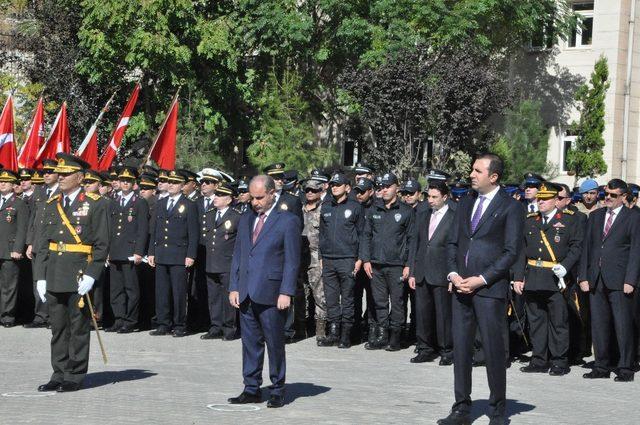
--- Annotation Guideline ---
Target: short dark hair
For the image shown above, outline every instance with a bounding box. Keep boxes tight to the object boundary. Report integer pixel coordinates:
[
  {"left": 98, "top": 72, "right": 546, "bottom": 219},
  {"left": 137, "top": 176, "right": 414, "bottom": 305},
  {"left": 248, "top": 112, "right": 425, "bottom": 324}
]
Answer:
[
  {"left": 428, "top": 180, "right": 449, "bottom": 196},
  {"left": 475, "top": 152, "right": 504, "bottom": 182},
  {"left": 556, "top": 183, "right": 571, "bottom": 195},
  {"left": 607, "top": 178, "right": 628, "bottom": 194}
]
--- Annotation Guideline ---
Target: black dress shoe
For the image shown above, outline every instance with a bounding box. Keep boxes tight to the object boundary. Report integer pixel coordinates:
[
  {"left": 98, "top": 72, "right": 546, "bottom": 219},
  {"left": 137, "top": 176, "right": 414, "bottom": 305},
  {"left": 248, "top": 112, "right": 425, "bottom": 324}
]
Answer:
[
  {"left": 267, "top": 394, "right": 285, "bottom": 408},
  {"left": 439, "top": 357, "right": 453, "bottom": 366},
  {"left": 614, "top": 373, "right": 634, "bottom": 382},
  {"left": 57, "top": 381, "right": 81, "bottom": 392},
  {"left": 104, "top": 324, "right": 122, "bottom": 332},
  {"left": 583, "top": 369, "right": 610, "bottom": 379},
  {"left": 24, "top": 321, "right": 47, "bottom": 329},
  {"left": 549, "top": 365, "right": 570, "bottom": 376},
  {"left": 488, "top": 415, "right": 505, "bottom": 425},
  {"left": 1, "top": 321, "right": 16, "bottom": 328},
  {"left": 150, "top": 327, "right": 170, "bottom": 336},
  {"left": 411, "top": 352, "right": 438, "bottom": 363},
  {"left": 172, "top": 329, "right": 187, "bottom": 337},
  {"left": 520, "top": 364, "right": 549, "bottom": 373},
  {"left": 117, "top": 326, "right": 135, "bottom": 334},
  {"left": 437, "top": 410, "right": 471, "bottom": 425},
  {"left": 228, "top": 391, "right": 262, "bottom": 404},
  {"left": 201, "top": 331, "right": 222, "bottom": 340},
  {"left": 222, "top": 335, "right": 237, "bottom": 341},
  {"left": 37, "top": 381, "right": 62, "bottom": 392}
]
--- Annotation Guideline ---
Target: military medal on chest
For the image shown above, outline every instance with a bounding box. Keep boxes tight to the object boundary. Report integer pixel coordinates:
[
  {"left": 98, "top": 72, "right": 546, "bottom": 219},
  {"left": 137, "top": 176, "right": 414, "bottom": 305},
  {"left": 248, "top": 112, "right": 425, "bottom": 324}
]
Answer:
[
  {"left": 128, "top": 207, "right": 134, "bottom": 223},
  {"left": 224, "top": 220, "right": 231, "bottom": 239},
  {"left": 6, "top": 207, "right": 13, "bottom": 223}
]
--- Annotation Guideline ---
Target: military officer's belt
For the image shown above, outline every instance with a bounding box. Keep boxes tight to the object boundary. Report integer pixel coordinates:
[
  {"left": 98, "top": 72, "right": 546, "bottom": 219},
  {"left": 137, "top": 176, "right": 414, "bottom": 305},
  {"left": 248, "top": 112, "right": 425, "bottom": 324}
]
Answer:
[
  {"left": 527, "top": 259, "right": 556, "bottom": 269},
  {"left": 49, "top": 242, "right": 93, "bottom": 255}
]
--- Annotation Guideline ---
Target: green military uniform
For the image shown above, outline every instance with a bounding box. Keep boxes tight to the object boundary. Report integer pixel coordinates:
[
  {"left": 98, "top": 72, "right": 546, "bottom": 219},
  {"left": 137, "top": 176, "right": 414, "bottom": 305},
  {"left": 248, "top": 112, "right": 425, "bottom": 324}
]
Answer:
[
  {"left": 34, "top": 154, "right": 110, "bottom": 390},
  {"left": 0, "top": 170, "right": 29, "bottom": 326}
]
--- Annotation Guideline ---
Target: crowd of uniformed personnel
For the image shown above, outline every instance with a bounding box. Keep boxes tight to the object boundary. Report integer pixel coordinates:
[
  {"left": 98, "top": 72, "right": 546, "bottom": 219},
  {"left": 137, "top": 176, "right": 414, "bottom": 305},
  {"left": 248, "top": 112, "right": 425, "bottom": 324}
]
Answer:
[{"left": 2, "top": 153, "right": 640, "bottom": 393}]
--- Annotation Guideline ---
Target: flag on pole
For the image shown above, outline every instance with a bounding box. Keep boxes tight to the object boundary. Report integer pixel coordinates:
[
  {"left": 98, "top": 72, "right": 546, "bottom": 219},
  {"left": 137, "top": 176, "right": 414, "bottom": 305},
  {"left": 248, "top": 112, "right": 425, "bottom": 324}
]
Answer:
[
  {"left": 77, "top": 92, "right": 117, "bottom": 169},
  {"left": 0, "top": 95, "right": 18, "bottom": 172},
  {"left": 147, "top": 92, "right": 179, "bottom": 170},
  {"left": 98, "top": 83, "right": 140, "bottom": 171},
  {"left": 17, "top": 97, "right": 45, "bottom": 169},
  {"left": 36, "top": 102, "right": 71, "bottom": 164}
]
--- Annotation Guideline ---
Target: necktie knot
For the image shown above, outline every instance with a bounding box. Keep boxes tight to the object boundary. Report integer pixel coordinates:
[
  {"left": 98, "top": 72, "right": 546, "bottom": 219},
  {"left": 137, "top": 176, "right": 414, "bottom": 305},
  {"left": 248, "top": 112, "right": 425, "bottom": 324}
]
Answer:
[{"left": 64, "top": 196, "right": 70, "bottom": 208}]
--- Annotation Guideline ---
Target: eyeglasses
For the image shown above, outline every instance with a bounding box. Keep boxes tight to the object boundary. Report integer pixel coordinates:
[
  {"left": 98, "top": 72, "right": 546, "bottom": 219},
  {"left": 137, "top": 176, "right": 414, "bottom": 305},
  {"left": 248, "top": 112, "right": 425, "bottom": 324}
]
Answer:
[
  {"left": 557, "top": 196, "right": 569, "bottom": 200},
  {"left": 304, "top": 188, "right": 322, "bottom": 193},
  {"left": 605, "top": 191, "right": 621, "bottom": 198}
]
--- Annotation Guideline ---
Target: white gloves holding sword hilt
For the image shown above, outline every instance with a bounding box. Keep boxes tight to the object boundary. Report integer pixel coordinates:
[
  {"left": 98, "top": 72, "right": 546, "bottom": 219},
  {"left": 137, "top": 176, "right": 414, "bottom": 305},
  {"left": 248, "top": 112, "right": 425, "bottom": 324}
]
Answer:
[
  {"left": 35, "top": 274, "right": 96, "bottom": 303},
  {"left": 552, "top": 264, "right": 567, "bottom": 290}
]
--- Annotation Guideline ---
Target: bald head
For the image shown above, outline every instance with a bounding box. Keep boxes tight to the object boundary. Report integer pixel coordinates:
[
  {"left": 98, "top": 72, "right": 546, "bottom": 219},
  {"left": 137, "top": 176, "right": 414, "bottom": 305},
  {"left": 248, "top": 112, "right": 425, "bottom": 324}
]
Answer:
[{"left": 250, "top": 174, "right": 277, "bottom": 214}]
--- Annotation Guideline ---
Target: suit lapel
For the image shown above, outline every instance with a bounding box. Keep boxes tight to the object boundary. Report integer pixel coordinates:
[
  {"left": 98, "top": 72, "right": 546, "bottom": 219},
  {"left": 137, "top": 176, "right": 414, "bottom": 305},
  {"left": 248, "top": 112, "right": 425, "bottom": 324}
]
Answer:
[
  {"left": 472, "top": 190, "right": 505, "bottom": 236},
  {"left": 603, "top": 207, "right": 628, "bottom": 240},
  {"left": 252, "top": 209, "right": 281, "bottom": 248},
  {"left": 430, "top": 208, "right": 452, "bottom": 242}
]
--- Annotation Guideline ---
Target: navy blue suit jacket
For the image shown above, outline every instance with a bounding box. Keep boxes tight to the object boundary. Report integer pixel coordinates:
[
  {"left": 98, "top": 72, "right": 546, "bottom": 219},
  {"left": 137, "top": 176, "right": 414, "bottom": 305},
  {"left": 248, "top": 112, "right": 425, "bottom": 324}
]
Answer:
[
  {"left": 446, "top": 189, "right": 524, "bottom": 299},
  {"left": 230, "top": 208, "right": 301, "bottom": 306}
]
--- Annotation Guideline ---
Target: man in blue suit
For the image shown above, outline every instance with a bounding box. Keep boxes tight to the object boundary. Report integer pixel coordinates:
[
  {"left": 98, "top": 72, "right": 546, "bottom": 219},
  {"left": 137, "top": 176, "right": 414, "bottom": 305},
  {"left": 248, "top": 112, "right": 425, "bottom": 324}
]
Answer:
[{"left": 228, "top": 175, "right": 301, "bottom": 408}]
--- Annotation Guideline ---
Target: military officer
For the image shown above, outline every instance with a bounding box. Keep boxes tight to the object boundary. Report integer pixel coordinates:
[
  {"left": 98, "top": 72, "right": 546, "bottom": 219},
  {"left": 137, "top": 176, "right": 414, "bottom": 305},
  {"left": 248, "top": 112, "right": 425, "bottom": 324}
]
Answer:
[
  {"left": 0, "top": 170, "right": 28, "bottom": 327},
  {"left": 235, "top": 179, "right": 251, "bottom": 214},
  {"left": 35, "top": 153, "right": 110, "bottom": 392},
  {"left": 19, "top": 168, "right": 36, "bottom": 212},
  {"left": 180, "top": 169, "right": 201, "bottom": 202},
  {"left": 107, "top": 166, "right": 149, "bottom": 333},
  {"left": 523, "top": 172, "right": 545, "bottom": 213},
  {"left": 148, "top": 170, "right": 199, "bottom": 337},
  {"left": 32, "top": 170, "right": 45, "bottom": 186},
  {"left": 201, "top": 182, "right": 241, "bottom": 340},
  {"left": 157, "top": 169, "right": 170, "bottom": 200},
  {"left": 513, "top": 183, "right": 583, "bottom": 376}
]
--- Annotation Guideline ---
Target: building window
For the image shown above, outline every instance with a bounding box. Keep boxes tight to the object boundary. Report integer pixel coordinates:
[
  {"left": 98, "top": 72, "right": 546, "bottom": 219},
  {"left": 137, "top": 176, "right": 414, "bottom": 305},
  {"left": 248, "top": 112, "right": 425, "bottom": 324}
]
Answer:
[
  {"left": 568, "top": 2, "right": 594, "bottom": 48},
  {"left": 562, "top": 130, "right": 577, "bottom": 172}
]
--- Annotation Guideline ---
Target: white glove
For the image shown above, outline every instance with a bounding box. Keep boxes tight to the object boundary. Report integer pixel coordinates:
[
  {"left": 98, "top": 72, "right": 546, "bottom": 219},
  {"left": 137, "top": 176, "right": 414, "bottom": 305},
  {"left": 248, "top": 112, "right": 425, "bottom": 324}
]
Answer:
[
  {"left": 36, "top": 280, "right": 47, "bottom": 303},
  {"left": 77, "top": 275, "right": 95, "bottom": 296},
  {"left": 552, "top": 264, "right": 567, "bottom": 278}
]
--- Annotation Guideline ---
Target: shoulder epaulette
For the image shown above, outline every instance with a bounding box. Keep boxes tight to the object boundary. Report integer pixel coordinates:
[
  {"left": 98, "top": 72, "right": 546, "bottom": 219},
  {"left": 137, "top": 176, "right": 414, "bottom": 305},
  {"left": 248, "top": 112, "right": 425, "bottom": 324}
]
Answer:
[
  {"left": 86, "top": 192, "right": 101, "bottom": 201},
  {"left": 562, "top": 209, "right": 574, "bottom": 215},
  {"left": 527, "top": 212, "right": 538, "bottom": 218},
  {"left": 47, "top": 194, "right": 61, "bottom": 204}
]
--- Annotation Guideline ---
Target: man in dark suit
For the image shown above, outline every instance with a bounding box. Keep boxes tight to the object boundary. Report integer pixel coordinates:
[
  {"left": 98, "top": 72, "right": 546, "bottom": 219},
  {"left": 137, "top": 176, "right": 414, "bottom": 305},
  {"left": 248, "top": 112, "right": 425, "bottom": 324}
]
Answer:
[
  {"left": 578, "top": 178, "right": 640, "bottom": 382},
  {"left": 228, "top": 175, "right": 301, "bottom": 408},
  {"left": 409, "top": 179, "right": 455, "bottom": 365},
  {"left": 148, "top": 170, "right": 199, "bottom": 337},
  {"left": 107, "top": 166, "right": 149, "bottom": 333},
  {"left": 438, "top": 153, "right": 523, "bottom": 425}
]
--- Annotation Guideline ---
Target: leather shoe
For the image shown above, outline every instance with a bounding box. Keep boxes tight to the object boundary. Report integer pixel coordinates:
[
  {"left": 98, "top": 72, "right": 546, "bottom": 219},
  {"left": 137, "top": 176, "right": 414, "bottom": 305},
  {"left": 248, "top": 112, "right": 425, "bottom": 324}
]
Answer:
[
  {"left": 57, "top": 381, "right": 81, "bottom": 392},
  {"left": 104, "top": 324, "right": 122, "bottom": 332},
  {"left": 24, "top": 321, "right": 47, "bottom": 329},
  {"left": 267, "top": 394, "right": 285, "bottom": 408},
  {"left": 583, "top": 369, "right": 610, "bottom": 379},
  {"left": 549, "top": 365, "right": 570, "bottom": 376},
  {"left": 222, "top": 335, "right": 237, "bottom": 341},
  {"left": 488, "top": 415, "right": 505, "bottom": 425},
  {"left": 228, "top": 391, "right": 262, "bottom": 404},
  {"left": 1, "top": 321, "right": 16, "bottom": 328},
  {"left": 614, "top": 373, "right": 634, "bottom": 382},
  {"left": 439, "top": 357, "right": 453, "bottom": 366},
  {"left": 437, "top": 410, "right": 471, "bottom": 425},
  {"left": 150, "top": 327, "right": 170, "bottom": 336},
  {"left": 201, "top": 331, "right": 222, "bottom": 340},
  {"left": 520, "top": 364, "right": 549, "bottom": 373},
  {"left": 411, "top": 352, "right": 438, "bottom": 363},
  {"left": 117, "top": 325, "right": 135, "bottom": 334},
  {"left": 172, "top": 329, "right": 187, "bottom": 338},
  {"left": 37, "top": 381, "right": 62, "bottom": 392}
]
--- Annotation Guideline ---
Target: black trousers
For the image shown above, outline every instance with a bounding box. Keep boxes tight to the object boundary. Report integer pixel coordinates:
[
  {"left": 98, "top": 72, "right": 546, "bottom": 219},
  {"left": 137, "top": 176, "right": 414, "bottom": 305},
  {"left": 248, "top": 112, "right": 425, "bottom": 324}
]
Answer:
[
  {"left": 0, "top": 259, "right": 19, "bottom": 324},
  {"left": 187, "top": 245, "right": 209, "bottom": 331},
  {"left": 155, "top": 264, "right": 188, "bottom": 331},
  {"left": 206, "top": 272, "right": 237, "bottom": 337},
  {"left": 565, "top": 283, "right": 592, "bottom": 361},
  {"left": 354, "top": 268, "right": 376, "bottom": 328},
  {"left": 109, "top": 261, "right": 140, "bottom": 326},
  {"left": 415, "top": 280, "right": 452, "bottom": 358},
  {"left": 524, "top": 290, "right": 568, "bottom": 368},
  {"left": 138, "top": 262, "right": 156, "bottom": 329},
  {"left": 323, "top": 258, "right": 356, "bottom": 325},
  {"left": 452, "top": 293, "right": 507, "bottom": 418},
  {"left": 591, "top": 276, "right": 635, "bottom": 374},
  {"left": 46, "top": 291, "right": 91, "bottom": 384},
  {"left": 30, "top": 253, "right": 49, "bottom": 324},
  {"left": 371, "top": 264, "right": 405, "bottom": 330}
]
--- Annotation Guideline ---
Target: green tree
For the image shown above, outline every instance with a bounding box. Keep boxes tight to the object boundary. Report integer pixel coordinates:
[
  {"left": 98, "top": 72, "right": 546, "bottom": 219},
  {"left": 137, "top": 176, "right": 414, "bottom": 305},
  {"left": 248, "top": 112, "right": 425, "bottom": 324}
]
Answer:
[
  {"left": 566, "top": 56, "right": 609, "bottom": 183},
  {"left": 493, "top": 99, "right": 553, "bottom": 182}
]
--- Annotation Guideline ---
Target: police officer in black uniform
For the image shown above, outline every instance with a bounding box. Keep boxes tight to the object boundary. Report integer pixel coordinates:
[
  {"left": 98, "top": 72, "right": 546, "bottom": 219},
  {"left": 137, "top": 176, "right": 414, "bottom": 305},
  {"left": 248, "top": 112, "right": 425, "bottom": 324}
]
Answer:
[
  {"left": 35, "top": 153, "right": 110, "bottom": 392},
  {"left": 400, "top": 178, "right": 428, "bottom": 213},
  {"left": 360, "top": 172, "right": 416, "bottom": 351},
  {"left": 235, "top": 179, "right": 251, "bottom": 214},
  {"left": 513, "top": 183, "right": 583, "bottom": 376},
  {"left": 201, "top": 182, "right": 241, "bottom": 340},
  {"left": 317, "top": 173, "right": 365, "bottom": 348},
  {"left": 148, "top": 170, "right": 199, "bottom": 337},
  {"left": 107, "top": 166, "right": 149, "bottom": 333},
  {"left": 180, "top": 169, "right": 201, "bottom": 202}
]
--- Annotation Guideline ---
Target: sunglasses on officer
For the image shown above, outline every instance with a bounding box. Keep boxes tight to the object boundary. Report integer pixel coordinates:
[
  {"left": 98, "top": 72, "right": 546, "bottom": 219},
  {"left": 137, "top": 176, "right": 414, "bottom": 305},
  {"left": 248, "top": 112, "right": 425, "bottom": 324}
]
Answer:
[
  {"left": 525, "top": 183, "right": 540, "bottom": 189},
  {"left": 605, "top": 191, "right": 621, "bottom": 199},
  {"left": 304, "top": 188, "right": 322, "bottom": 193}
]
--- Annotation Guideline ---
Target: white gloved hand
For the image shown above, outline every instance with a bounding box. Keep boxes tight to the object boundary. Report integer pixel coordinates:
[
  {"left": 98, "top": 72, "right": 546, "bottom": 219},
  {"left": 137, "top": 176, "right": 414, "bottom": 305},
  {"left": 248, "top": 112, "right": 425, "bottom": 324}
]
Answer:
[
  {"left": 552, "top": 264, "right": 567, "bottom": 278},
  {"left": 77, "top": 275, "right": 95, "bottom": 296},
  {"left": 36, "top": 280, "right": 47, "bottom": 303}
]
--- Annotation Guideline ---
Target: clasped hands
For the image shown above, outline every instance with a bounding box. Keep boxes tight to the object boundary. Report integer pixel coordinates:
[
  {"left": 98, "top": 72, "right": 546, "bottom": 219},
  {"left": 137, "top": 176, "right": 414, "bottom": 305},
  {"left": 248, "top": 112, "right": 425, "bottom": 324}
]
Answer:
[{"left": 449, "top": 274, "right": 485, "bottom": 294}]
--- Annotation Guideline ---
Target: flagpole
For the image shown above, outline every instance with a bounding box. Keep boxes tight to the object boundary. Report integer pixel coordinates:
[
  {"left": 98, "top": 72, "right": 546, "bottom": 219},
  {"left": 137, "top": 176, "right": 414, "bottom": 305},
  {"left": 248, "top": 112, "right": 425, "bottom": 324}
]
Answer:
[
  {"left": 141, "top": 87, "right": 180, "bottom": 169},
  {"left": 76, "top": 91, "right": 117, "bottom": 156}
]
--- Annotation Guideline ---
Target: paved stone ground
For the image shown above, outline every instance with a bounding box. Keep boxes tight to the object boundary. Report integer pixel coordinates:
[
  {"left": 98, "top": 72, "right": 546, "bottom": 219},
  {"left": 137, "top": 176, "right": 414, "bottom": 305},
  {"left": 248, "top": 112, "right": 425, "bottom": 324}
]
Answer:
[{"left": 0, "top": 326, "right": 637, "bottom": 424}]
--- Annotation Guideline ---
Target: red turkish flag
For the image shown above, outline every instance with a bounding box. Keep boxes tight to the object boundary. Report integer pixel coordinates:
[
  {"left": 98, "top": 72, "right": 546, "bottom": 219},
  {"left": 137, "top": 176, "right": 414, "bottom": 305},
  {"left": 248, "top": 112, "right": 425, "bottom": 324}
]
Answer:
[
  {"left": 0, "top": 95, "right": 18, "bottom": 172},
  {"left": 77, "top": 129, "right": 99, "bottom": 169},
  {"left": 17, "top": 97, "right": 45, "bottom": 169},
  {"left": 98, "top": 83, "right": 140, "bottom": 171},
  {"left": 37, "top": 102, "right": 71, "bottom": 165},
  {"left": 149, "top": 96, "right": 178, "bottom": 169}
]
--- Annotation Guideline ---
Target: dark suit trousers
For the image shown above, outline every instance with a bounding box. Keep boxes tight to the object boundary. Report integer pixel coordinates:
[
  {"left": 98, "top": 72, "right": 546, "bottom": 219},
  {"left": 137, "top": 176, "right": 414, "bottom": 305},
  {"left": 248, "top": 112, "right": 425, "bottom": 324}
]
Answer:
[
  {"left": 188, "top": 245, "right": 209, "bottom": 330},
  {"left": 155, "top": 264, "right": 188, "bottom": 331},
  {"left": 415, "top": 279, "right": 452, "bottom": 358},
  {"left": 46, "top": 291, "right": 91, "bottom": 384},
  {"left": 206, "top": 272, "right": 236, "bottom": 337},
  {"left": 371, "top": 265, "right": 405, "bottom": 330},
  {"left": 0, "top": 259, "right": 19, "bottom": 323},
  {"left": 590, "top": 276, "right": 635, "bottom": 373},
  {"left": 452, "top": 293, "right": 507, "bottom": 418},
  {"left": 323, "top": 258, "right": 356, "bottom": 325},
  {"left": 109, "top": 261, "right": 140, "bottom": 326},
  {"left": 240, "top": 298, "right": 287, "bottom": 396},
  {"left": 524, "top": 290, "right": 569, "bottom": 368}
]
